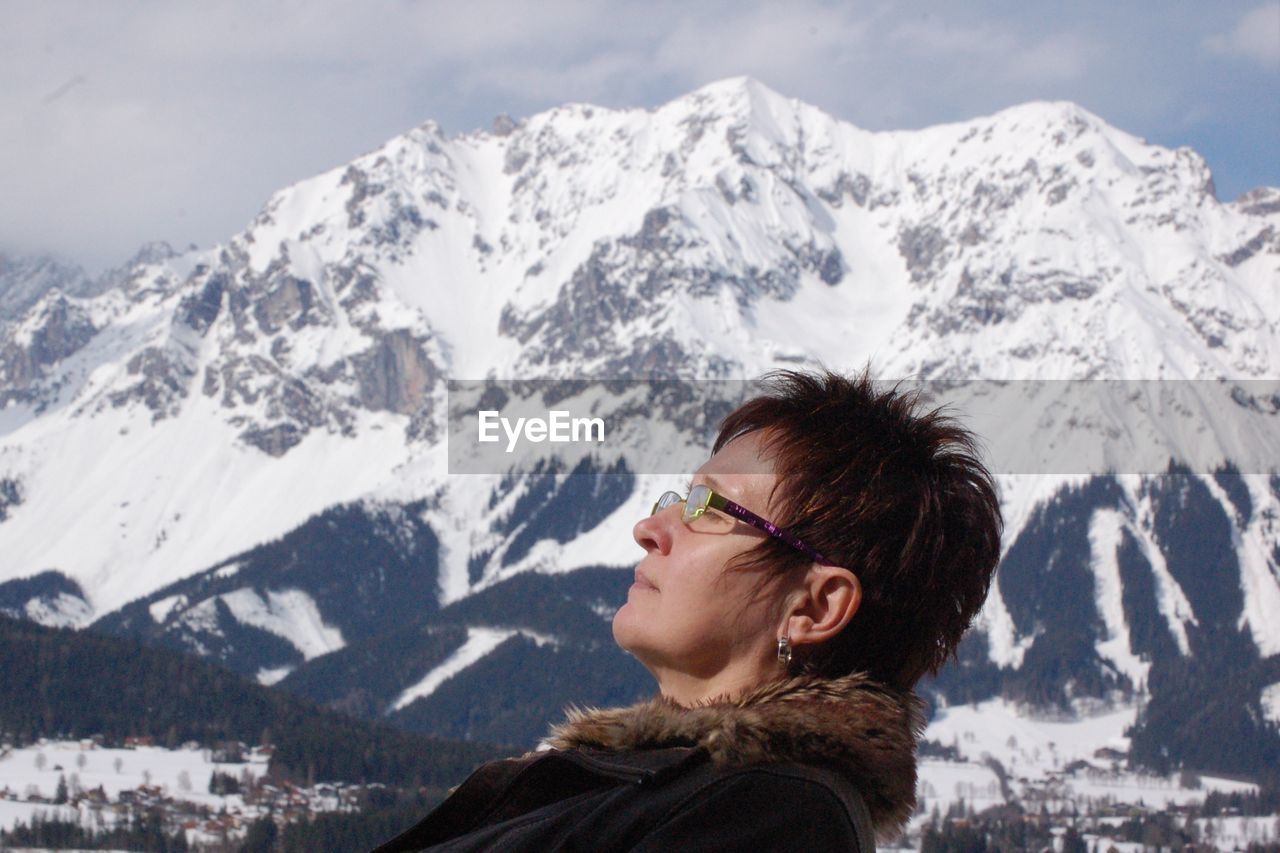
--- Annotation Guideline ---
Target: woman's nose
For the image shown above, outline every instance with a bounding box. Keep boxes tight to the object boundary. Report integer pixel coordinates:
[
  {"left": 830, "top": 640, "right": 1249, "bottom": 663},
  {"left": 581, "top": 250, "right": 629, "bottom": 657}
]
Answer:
[{"left": 633, "top": 510, "right": 673, "bottom": 555}]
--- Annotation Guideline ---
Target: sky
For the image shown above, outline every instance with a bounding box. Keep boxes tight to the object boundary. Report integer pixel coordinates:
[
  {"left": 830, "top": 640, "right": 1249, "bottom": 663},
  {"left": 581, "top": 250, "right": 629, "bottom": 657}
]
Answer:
[{"left": 1, "top": 0, "right": 1277, "bottom": 274}]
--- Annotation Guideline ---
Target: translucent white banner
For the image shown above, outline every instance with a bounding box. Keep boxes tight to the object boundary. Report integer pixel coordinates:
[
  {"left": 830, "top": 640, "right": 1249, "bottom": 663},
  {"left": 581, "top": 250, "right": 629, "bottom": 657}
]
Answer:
[{"left": 446, "top": 379, "right": 1280, "bottom": 476}]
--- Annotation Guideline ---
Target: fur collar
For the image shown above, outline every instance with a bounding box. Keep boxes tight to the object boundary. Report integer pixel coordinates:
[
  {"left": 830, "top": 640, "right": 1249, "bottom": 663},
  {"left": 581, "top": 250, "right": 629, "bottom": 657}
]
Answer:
[{"left": 546, "top": 672, "right": 924, "bottom": 840}]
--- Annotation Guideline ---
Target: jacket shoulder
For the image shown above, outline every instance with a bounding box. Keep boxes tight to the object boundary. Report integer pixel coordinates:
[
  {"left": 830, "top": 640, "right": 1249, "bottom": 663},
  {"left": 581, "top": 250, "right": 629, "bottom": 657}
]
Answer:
[{"left": 633, "top": 762, "right": 876, "bottom": 852}]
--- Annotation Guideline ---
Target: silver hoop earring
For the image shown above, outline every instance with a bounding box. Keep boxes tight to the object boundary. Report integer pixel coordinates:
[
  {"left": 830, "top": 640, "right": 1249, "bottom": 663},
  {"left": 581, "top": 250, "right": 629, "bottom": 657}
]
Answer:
[{"left": 777, "top": 635, "right": 792, "bottom": 666}]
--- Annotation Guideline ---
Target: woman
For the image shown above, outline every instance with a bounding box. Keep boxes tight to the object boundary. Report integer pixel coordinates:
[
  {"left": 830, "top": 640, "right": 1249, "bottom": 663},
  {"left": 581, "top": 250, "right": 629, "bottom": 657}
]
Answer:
[{"left": 375, "top": 370, "right": 1002, "bottom": 851}]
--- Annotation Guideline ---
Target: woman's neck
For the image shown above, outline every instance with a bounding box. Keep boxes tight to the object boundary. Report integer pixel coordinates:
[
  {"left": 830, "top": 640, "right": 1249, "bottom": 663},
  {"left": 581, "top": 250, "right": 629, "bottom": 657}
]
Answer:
[{"left": 654, "top": 661, "right": 781, "bottom": 707}]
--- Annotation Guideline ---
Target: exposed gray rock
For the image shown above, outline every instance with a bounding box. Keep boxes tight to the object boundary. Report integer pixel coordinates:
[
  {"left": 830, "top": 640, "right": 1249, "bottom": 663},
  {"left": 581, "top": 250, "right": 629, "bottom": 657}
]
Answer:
[
  {"left": 217, "top": 355, "right": 269, "bottom": 408},
  {"left": 958, "top": 223, "right": 985, "bottom": 246},
  {"left": 353, "top": 329, "right": 437, "bottom": 416},
  {"left": 790, "top": 242, "right": 843, "bottom": 286},
  {"left": 240, "top": 422, "right": 304, "bottom": 457},
  {"left": 1219, "top": 226, "right": 1277, "bottom": 267},
  {"left": 28, "top": 296, "right": 96, "bottom": 368},
  {"left": 912, "top": 265, "right": 1102, "bottom": 333},
  {"left": 633, "top": 207, "right": 681, "bottom": 254},
  {"left": 0, "top": 477, "right": 21, "bottom": 522},
  {"left": 177, "top": 274, "right": 227, "bottom": 336},
  {"left": 93, "top": 241, "right": 179, "bottom": 295},
  {"left": 253, "top": 275, "right": 317, "bottom": 335},
  {"left": 500, "top": 200, "right": 849, "bottom": 374},
  {"left": 0, "top": 294, "right": 97, "bottom": 399},
  {"left": 0, "top": 254, "right": 91, "bottom": 321},
  {"left": 492, "top": 114, "right": 517, "bottom": 136},
  {"left": 108, "top": 346, "right": 195, "bottom": 419},
  {"left": 266, "top": 374, "right": 318, "bottom": 423},
  {"left": 1233, "top": 187, "right": 1280, "bottom": 217},
  {"left": 816, "top": 172, "right": 871, "bottom": 208},
  {"left": 1161, "top": 286, "right": 1245, "bottom": 351},
  {"left": 504, "top": 144, "right": 530, "bottom": 175},
  {"left": 330, "top": 263, "right": 381, "bottom": 318},
  {"left": 715, "top": 173, "right": 738, "bottom": 205},
  {"left": 365, "top": 194, "right": 436, "bottom": 253},
  {"left": 341, "top": 165, "right": 385, "bottom": 229},
  {"left": 1046, "top": 180, "right": 1075, "bottom": 205},
  {"left": 898, "top": 224, "right": 949, "bottom": 284}
]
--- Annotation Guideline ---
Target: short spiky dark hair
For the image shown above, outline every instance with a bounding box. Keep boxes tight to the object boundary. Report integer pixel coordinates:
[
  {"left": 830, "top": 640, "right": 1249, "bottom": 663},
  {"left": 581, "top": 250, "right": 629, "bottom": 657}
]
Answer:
[{"left": 714, "top": 369, "right": 1003, "bottom": 690}]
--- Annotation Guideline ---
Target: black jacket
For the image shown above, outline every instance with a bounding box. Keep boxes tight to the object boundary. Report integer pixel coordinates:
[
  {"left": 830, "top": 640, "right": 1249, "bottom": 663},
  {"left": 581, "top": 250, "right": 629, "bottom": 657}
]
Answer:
[{"left": 373, "top": 673, "right": 922, "bottom": 852}]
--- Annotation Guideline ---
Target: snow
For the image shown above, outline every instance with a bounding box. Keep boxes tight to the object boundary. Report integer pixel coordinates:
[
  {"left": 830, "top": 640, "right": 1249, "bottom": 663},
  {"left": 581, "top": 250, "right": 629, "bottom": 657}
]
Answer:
[
  {"left": 22, "top": 592, "right": 92, "bottom": 629},
  {"left": 1060, "top": 771, "right": 1254, "bottom": 810},
  {"left": 915, "top": 759, "right": 1004, "bottom": 815},
  {"left": 1262, "top": 681, "right": 1280, "bottom": 725},
  {"left": 175, "top": 597, "right": 221, "bottom": 637},
  {"left": 213, "top": 562, "right": 240, "bottom": 580},
  {"left": 927, "top": 697, "right": 1136, "bottom": 778},
  {"left": 388, "top": 626, "right": 515, "bottom": 712},
  {"left": 256, "top": 666, "right": 293, "bottom": 686},
  {"left": 1233, "top": 475, "right": 1280, "bottom": 656},
  {"left": 923, "top": 698, "right": 1257, "bottom": 820},
  {"left": 148, "top": 594, "right": 185, "bottom": 624},
  {"left": 0, "top": 798, "right": 77, "bottom": 835},
  {"left": 1087, "top": 509, "right": 1149, "bottom": 688},
  {"left": 219, "top": 588, "right": 345, "bottom": 661},
  {"left": 1194, "top": 816, "right": 1280, "bottom": 849},
  {"left": 426, "top": 465, "right": 507, "bottom": 605},
  {"left": 0, "top": 741, "right": 269, "bottom": 832},
  {"left": 0, "top": 397, "right": 412, "bottom": 618},
  {"left": 1116, "top": 475, "right": 1197, "bottom": 656}
]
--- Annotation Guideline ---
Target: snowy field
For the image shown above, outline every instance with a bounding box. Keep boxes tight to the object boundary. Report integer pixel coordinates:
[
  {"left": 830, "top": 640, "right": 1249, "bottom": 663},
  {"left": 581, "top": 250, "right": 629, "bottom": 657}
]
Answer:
[
  {"left": 915, "top": 758, "right": 1005, "bottom": 815},
  {"left": 926, "top": 698, "right": 1252, "bottom": 803},
  {"left": 1191, "top": 816, "right": 1280, "bottom": 849},
  {"left": 912, "top": 696, "right": 1263, "bottom": 848},
  {"left": 0, "top": 740, "right": 269, "bottom": 833},
  {"left": 927, "top": 697, "right": 1136, "bottom": 774}
]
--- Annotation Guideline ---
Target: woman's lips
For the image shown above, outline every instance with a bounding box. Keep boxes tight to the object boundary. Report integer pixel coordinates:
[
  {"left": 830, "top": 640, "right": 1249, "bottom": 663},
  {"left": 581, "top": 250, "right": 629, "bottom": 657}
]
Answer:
[{"left": 633, "top": 570, "right": 658, "bottom": 591}]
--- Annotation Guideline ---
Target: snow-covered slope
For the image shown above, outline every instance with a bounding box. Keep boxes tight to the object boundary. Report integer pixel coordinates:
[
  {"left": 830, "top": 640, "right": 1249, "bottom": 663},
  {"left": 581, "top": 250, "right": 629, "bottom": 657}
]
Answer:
[{"left": 1, "top": 78, "right": 1278, "bottom": 766}]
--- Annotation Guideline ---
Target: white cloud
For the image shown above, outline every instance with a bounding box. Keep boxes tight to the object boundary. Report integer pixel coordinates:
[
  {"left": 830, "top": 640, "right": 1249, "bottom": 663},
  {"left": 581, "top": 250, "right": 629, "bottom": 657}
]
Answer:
[{"left": 1204, "top": 3, "right": 1280, "bottom": 68}]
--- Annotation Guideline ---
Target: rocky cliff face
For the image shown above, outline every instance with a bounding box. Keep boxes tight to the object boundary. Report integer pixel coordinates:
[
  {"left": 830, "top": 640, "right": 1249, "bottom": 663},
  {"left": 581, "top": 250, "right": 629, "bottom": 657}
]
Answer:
[{"left": 0, "top": 254, "right": 92, "bottom": 322}]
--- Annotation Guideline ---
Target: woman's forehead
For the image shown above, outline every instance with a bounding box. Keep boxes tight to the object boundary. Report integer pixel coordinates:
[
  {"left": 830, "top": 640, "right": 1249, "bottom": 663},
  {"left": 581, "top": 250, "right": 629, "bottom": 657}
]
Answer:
[
  {"left": 701, "top": 431, "right": 777, "bottom": 475},
  {"left": 696, "top": 433, "right": 778, "bottom": 506}
]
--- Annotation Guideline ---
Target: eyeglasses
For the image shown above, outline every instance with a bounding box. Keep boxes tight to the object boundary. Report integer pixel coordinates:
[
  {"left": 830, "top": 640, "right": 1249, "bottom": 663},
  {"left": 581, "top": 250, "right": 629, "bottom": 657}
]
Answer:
[{"left": 650, "top": 483, "right": 829, "bottom": 564}]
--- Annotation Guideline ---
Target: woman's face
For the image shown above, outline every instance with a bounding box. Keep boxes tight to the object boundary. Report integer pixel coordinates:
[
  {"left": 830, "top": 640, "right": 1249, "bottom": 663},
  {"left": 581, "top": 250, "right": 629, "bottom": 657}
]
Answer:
[{"left": 613, "top": 431, "right": 790, "bottom": 696}]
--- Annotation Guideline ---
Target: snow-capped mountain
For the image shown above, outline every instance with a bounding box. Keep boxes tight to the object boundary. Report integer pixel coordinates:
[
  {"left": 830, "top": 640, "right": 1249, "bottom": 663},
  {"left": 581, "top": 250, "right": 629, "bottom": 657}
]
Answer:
[{"left": 1, "top": 78, "right": 1277, "bottom": 767}]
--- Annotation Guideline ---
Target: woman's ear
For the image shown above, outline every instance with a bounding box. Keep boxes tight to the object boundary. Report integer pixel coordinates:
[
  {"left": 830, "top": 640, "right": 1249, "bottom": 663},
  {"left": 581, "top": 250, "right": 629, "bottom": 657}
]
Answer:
[{"left": 784, "top": 565, "right": 861, "bottom": 648}]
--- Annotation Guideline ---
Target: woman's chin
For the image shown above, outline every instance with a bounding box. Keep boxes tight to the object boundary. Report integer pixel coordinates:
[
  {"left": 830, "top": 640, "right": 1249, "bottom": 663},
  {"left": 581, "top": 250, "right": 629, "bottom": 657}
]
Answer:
[
  {"left": 611, "top": 601, "right": 631, "bottom": 638},
  {"left": 611, "top": 602, "right": 645, "bottom": 654}
]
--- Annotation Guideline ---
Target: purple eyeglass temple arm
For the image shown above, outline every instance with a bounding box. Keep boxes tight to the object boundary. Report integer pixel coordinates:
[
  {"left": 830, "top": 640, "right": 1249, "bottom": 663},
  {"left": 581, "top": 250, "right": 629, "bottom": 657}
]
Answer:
[{"left": 715, "top": 495, "right": 829, "bottom": 565}]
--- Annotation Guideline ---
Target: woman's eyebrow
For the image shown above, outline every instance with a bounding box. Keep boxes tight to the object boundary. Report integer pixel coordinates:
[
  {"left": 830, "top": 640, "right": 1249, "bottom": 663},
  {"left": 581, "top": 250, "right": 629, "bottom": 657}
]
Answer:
[{"left": 700, "top": 473, "right": 731, "bottom": 494}]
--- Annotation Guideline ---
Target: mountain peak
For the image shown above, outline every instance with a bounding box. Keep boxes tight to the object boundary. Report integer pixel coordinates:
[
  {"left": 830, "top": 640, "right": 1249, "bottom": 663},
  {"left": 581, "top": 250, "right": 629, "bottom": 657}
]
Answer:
[
  {"left": 677, "top": 76, "right": 805, "bottom": 125},
  {"left": 689, "top": 75, "right": 789, "bottom": 103}
]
